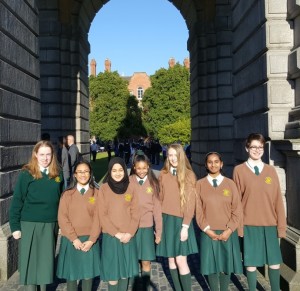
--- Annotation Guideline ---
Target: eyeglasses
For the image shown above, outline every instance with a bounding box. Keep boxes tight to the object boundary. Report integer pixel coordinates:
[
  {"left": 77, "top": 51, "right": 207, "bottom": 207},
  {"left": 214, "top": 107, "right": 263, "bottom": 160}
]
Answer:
[
  {"left": 249, "top": 146, "right": 264, "bottom": 151},
  {"left": 75, "top": 171, "right": 90, "bottom": 175}
]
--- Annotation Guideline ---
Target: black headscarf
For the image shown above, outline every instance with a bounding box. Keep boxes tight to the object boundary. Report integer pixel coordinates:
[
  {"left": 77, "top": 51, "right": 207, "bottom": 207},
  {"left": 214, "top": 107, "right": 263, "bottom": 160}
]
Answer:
[{"left": 103, "top": 157, "right": 129, "bottom": 194}]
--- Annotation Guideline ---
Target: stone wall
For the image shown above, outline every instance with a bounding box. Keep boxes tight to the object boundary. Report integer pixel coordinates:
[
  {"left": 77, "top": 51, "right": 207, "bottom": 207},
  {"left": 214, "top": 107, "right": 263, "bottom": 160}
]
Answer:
[
  {"left": 190, "top": 0, "right": 234, "bottom": 178},
  {"left": 0, "top": 0, "right": 40, "bottom": 280}
]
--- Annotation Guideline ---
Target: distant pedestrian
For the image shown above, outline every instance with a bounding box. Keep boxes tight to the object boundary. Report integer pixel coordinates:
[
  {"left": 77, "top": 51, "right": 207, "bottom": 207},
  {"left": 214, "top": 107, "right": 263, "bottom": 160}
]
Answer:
[
  {"left": 9, "top": 140, "right": 63, "bottom": 291},
  {"left": 90, "top": 140, "right": 98, "bottom": 162},
  {"left": 67, "top": 135, "right": 80, "bottom": 176},
  {"left": 58, "top": 136, "right": 70, "bottom": 188}
]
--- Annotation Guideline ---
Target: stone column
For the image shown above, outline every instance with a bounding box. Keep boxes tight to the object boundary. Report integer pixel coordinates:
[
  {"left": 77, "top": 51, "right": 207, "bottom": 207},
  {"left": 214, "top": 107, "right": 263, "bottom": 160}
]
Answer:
[
  {"left": 189, "top": 0, "right": 234, "bottom": 178},
  {"left": 38, "top": 0, "right": 90, "bottom": 155},
  {"left": 0, "top": 0, "right": 40, "bottom": 280}
]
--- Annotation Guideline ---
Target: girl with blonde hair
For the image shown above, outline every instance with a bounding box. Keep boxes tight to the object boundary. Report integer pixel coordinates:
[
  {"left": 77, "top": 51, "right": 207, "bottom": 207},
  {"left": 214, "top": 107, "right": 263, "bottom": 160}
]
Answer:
[{"left": 156, "top": 143, "right": 198, "bottom": 290}]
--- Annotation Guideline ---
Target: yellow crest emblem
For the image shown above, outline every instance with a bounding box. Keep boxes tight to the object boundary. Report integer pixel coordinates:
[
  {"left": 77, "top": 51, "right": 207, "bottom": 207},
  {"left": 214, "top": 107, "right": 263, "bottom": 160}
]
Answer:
[
  {"left": 55, "top": 177, "right": 61, "bottom": 183},
  {"left": 223, "top": 189, "right": 231, "bottom": 197},
  {"left": 88, "top": 197, "right": 95, "bottom": 204},
  {"left": 265, "top": 177, "right": 272, "bottom": 184},
  {"left": 146, "top": 187, "right": 153, "bottom": 194},
  {"left": 124, "top": 193, "right": 132, "bottom": 202}
]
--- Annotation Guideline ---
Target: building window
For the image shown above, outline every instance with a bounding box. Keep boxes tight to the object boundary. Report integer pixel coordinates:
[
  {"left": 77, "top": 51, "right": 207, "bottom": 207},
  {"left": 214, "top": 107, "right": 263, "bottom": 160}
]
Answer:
[{"left": 137, "top": 87, "right": 143, "bottom": 99}]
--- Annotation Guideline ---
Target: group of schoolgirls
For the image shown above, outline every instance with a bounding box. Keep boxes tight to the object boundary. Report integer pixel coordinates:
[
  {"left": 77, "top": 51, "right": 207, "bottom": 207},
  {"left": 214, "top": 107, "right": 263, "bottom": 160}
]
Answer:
[{"left": 9, "top": 132, "right": 286, "bottom": 291}]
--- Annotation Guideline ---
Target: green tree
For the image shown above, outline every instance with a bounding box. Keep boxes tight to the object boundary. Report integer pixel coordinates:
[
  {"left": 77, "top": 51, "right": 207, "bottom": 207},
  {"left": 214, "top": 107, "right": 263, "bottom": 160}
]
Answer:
[
  {"left": 89, "top": 71, "right": 145, "bottom": 141},
  {"left": 142, "top": 63, "right": 190, "bottom": 139},
  {"left": 157, "top": 118, "right": 191, "bottom": 145}
]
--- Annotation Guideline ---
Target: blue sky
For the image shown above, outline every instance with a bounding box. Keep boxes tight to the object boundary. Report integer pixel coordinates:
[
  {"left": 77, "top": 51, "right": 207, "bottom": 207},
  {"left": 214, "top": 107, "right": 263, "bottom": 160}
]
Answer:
[{"left": 88, "top": 0, "right": 189, "bottom": 76}]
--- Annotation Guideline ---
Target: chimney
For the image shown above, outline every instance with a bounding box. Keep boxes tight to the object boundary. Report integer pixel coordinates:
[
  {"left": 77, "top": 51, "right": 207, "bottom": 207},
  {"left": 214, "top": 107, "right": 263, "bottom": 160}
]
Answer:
[
  {"left": 90, "top": 59, "right": 96, "bottom": 76},
  {"left": 168, "top": 57, "right": 175, "bottom": 68},
  {"left": 183, "top": 57, "right": 190, "bottom": 69},
  {"left": 105, "top": 58, "right": 111, "bottom": 72}
]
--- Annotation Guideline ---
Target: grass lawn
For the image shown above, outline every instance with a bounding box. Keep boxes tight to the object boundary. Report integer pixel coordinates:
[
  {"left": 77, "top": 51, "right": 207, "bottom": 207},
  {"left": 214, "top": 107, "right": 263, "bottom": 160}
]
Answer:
[{"left": 90, "top": 152, "right": 114, "bottom": 182}]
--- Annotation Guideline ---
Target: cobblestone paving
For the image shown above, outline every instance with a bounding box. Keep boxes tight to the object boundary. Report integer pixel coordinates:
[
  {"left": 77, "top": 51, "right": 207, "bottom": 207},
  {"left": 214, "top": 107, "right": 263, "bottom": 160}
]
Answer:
[{"left": 0, "top": 254, "right": 271, "bottom": 291}]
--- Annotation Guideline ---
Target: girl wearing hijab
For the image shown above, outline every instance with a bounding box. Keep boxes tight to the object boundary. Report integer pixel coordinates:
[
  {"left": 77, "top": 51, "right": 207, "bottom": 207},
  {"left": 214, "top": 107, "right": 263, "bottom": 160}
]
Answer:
[{"left": 97, "top": 157, "right": 140, "bottom": 291}]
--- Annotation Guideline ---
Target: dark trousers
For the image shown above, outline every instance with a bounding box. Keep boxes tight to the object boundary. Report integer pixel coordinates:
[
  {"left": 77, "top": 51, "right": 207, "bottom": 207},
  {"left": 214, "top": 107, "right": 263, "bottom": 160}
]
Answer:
[{"left": 91, "top": 151, "right": 97, "bottom": 162}]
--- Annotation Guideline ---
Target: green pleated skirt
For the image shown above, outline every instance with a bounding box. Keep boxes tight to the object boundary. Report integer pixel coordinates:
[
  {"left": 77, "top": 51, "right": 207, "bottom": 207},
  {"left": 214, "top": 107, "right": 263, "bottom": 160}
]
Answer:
[
  {"left": 136, "top": 227, "right": 156, "bottom": 261},
  {"left": 19, "top": 221, "right": 58, "bottom": 285},
  {"left": 56, "top": 235, "right": 101, "bottom": 280},
  {"left": 243, "top": 225, "right": 282, "bottom": 266},
  {"left": 199, "top": 230, "right": 243, "bottom": 275},
  {"left": 156, "top": 214, "right": 198, "bottom": 258},
  {"left": 100, "top": 233, "right": 139, "bottom": 281}
]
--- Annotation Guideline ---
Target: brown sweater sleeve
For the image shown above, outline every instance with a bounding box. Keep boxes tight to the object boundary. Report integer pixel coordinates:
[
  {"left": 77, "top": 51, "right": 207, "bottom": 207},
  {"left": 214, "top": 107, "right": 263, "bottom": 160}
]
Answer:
[
  {"left": 153, "top": 193, "right": 163, "bottom": 238},
  {"left": 88, "top": 188, "right": 101, "bottom": 243},
  {"left": 126, "top": 184, "right": 140, "bottom": 236},
  {"left": 182, "top": 171, "right": 196, "bottom": 225},
  {"left": 272, "top": 168, "right": 287, "bottom": 238},
  {"left": 195, "top": 180, "right": 208, "bottom": 230},
  {"left": 233, "top": 166, "right": 244, "bottom": 236},
  {"left": 58, "top": 191, "right": 78, "bottom": 242},
  {"left": 226, "top": 179, "right": 242, "bottom": 232}
]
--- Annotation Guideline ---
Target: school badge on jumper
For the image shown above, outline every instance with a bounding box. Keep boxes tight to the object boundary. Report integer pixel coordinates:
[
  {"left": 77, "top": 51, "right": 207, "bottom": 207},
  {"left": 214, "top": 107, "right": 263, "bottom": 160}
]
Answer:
[
  {"left": 265, "top": 177, "right": 272, "bottom": 184},
  {"left": 223, "top": 189, "right": 230, "bottom": 197},
  {"left": 88, "top": 197, "right": 95, "bottom": 204},
  {"left": 55, "top": 177, "right": 61, "bottom": 183},
  {"left": 124, "top": 193, "right": 132, "bottom": 202},
  {"left": 146, "top": 187, "right": 153, "bottom": 194}
]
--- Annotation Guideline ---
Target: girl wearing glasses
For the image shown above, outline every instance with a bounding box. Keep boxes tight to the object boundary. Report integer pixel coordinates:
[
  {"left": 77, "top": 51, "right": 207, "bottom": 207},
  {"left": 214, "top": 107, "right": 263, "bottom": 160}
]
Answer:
[
  {"left": 9, "top": 140, "right": 64, "bottom": 291},
  {"left": 97, "top": 157, "right": 140, "bottom": 291},
  {"left": 129, "top": 151, "right": 162, "bottom": 288},
  {"left": 195, "top": 152, "right": 243, "bottom": 291},
  {"left": 156, "top": 144, "right": 198, "bottom": 291},
  {"left": 57, "top": 160, "right": 101, "bottom": 291},
  {"left": 233, "top": 133, "right": 286, "bottom": 291}
]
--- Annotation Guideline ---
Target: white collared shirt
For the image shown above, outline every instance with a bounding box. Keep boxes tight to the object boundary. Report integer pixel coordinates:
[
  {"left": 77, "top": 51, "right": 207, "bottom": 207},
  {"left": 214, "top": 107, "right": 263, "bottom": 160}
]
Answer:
[
  {"left": 206, "top": 174, "right": 224, "bottom": 187},
  {"left": 136, "top": 175, "right": 148, "bottom": 184},
  {"left": 246, "top": 158, "right": 264, "bottom": 174},
  {"left": 170, "top": 166, "right": 177, "bottom": 175},
  {"left": 77, "top": 184, "right": 89, "bottom": 193},
  {"left": 39, "top": 166, "right": 49, "bottom": 174}
]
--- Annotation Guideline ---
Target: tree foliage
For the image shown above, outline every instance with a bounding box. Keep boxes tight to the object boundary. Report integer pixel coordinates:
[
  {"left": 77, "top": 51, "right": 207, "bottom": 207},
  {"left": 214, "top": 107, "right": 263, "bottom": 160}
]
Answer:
[
  {"left": 142, "top": 64, "right": 190, "bottom": 140},
  {"left": 89, "top": 71, "right": 146, "bottom": 141},
  {"left": 157, "top": 118, "right": 191, "bottom": 145}
]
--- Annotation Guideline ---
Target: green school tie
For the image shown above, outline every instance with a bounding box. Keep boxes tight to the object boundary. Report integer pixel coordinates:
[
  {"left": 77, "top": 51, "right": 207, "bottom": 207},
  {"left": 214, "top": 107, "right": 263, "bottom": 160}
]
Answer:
[
  {"left": 80, "top": 188, "right": 85, "bottom": 195},
  {"left": 42, "top": 169, "right": 47, "bottom": 174},
  {"left": 172, "top": 169, "right": 176, "bottom": 176},
  {"left": 254, "top": 166, "right": 260, "bottom": 176},
  {"left": 139, "top": 180, "right": 144, "bottom": 185},
  {"left": 212, "top": 179, "right": 218, "bottom": 187}
]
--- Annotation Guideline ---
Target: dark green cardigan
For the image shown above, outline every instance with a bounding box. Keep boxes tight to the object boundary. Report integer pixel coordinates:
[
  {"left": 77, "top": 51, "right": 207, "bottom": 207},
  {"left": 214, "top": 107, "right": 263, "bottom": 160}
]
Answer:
[{"left": 9, "top": 170, "right": 64, "bottom": 232}]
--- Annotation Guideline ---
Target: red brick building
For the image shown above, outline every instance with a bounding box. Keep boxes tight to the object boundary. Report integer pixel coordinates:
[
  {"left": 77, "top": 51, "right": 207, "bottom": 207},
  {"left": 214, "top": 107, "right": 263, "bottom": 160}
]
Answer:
[{"left": 89, "top": 57, "right": 189, "bottom": 101}]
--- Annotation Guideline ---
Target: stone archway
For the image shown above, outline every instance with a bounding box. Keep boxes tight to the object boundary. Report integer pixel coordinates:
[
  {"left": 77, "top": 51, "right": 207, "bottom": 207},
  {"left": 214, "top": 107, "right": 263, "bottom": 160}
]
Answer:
[{"left": 0, "top": 0, "right": 299, "bottom": 289}]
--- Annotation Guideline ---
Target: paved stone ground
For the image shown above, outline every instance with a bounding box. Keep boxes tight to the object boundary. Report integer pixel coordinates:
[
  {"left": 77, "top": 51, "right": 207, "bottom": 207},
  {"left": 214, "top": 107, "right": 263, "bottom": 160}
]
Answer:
[{"left": 0, "top": 257, "right": 271, "bottom": 291}]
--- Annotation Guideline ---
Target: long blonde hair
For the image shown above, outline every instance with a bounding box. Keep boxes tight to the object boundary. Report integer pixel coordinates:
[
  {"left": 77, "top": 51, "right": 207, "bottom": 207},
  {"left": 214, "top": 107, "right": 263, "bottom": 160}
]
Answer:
[
  {"left": 23, "top": 140, "right": 60, "bottom": 179},
  {"left": 162, "top": 143, "right": 196, "bottom": 209}
]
